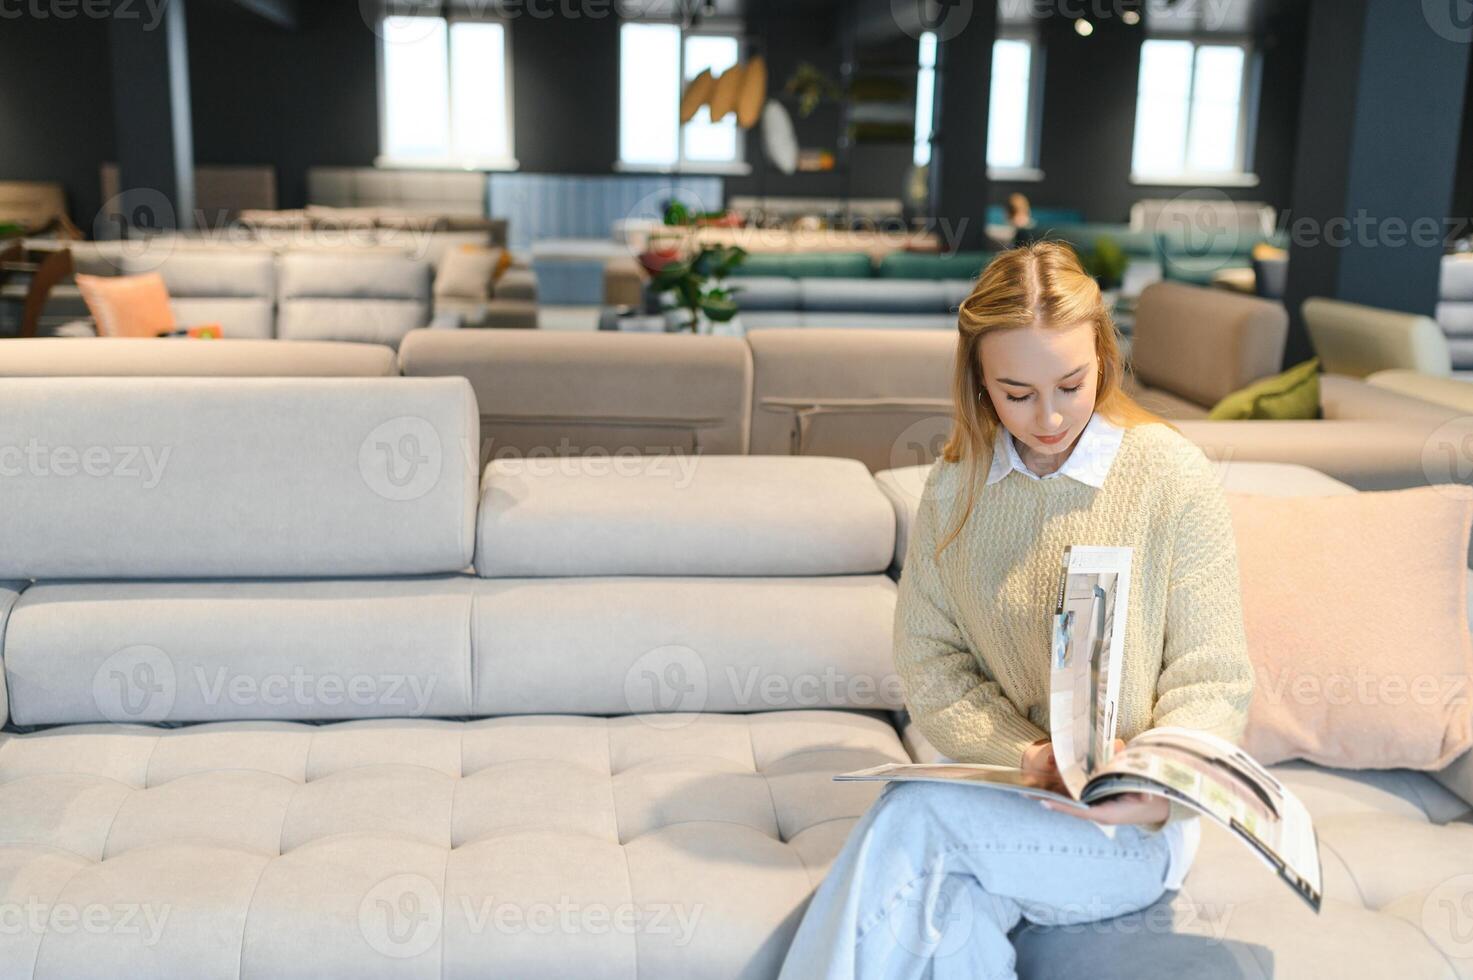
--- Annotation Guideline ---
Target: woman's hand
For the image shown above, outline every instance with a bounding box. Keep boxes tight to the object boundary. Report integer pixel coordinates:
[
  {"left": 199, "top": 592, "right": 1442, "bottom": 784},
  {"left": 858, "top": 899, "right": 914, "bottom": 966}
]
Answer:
[
  {"left": 1035, "top": 737, "right": 1172, "bottom": 827},
  {"left": 1020, "top": 737, "right": 1066, "bottom": 795},
  {"left": 1040, "top": 792, "right": 1170, "bottom": 827}
]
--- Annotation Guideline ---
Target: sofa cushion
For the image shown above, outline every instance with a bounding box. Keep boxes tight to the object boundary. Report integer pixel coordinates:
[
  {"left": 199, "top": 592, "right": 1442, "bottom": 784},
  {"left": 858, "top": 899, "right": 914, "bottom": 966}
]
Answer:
[
  {"left": 747, "top": 328, "right": 954, "bottom": 472},
  {"left": 1132, "top": 282, "right": 1289, "bottom": 409},
  {"left": 0, "top": 711, "right": 908, "bottom": 977},
  {"left": 1228, "top": 486, "right": 1473, "bottom": 769},
  {"left": 475, "top": 455, "right": 895, "bottom": 577},
  {"left": 876, "top": 251, "right": 992, "bottom": 281},
  {"left": 1304, "top": 297, "right": 1453, "bottom": 379},
  {"left": 276, "top": 251, "right": 431, "bottom": 347},
  {"left": 729, "top": 252, "right": 874, "bottom": 278},
  {"left": 122, "top": 249, "right": 276, "bottom": 340},
  {"left": 3, "top": 573, "right": 902, "bottom": 724},
  {"left": 0, "top": 377, "right": 479, "bottom": 579},
  {"left": 798, "top": 278, "right": 955, "bottom": 314},
  {"left": 728, "top": 276, "right": 802, "bottom": 311},
  {"left": 0, "top": 338, "right": 397, "bottom": 377},
  {"left": 1207, "top": 357, "right": 1321, "bottom": 420}
]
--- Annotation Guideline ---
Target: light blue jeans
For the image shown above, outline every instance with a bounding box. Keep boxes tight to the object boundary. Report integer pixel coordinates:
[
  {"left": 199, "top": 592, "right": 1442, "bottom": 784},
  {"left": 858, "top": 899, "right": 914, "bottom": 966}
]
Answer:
[{"left": 778, "top": 781, "right": 1172, "bottom": 980}]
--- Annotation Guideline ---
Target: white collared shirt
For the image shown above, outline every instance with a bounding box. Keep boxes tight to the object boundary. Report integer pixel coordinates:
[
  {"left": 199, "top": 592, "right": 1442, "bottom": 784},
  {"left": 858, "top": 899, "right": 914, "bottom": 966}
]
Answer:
[
  {"left": 986, "top": 411, "right": 1126, "bottom": 489},
  {"left": 981, "top": 410, "right": 1200, "bottom": 890}
]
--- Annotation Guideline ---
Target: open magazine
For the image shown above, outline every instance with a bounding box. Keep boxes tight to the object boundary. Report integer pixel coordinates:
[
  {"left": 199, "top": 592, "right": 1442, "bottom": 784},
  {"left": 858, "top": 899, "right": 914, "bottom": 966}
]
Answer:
[{"left": 841, "top": 545, "right": 1324, "bottom": 912}]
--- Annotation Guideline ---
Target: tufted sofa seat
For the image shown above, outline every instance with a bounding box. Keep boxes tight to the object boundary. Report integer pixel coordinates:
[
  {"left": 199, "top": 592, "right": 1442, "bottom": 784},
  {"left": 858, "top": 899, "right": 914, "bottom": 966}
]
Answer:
[
  {"left": 879, "top": 459, "right": 1473, "bottom": 978},
  {"left": 0, "top": 712, "right": 907, "bottom": 977}
]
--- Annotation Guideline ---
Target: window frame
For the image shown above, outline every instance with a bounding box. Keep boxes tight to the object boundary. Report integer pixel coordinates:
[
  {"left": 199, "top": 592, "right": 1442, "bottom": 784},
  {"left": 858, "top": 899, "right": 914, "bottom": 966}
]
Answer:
[
  {"left": 1129, "top": 35, "right": 1261, "bottom": 187},
  {"left": 374, "top": 12, "right": 519, "bottom": 172},
  {"left": 615, "top": 18, "right": 751, "bottom": 176}
]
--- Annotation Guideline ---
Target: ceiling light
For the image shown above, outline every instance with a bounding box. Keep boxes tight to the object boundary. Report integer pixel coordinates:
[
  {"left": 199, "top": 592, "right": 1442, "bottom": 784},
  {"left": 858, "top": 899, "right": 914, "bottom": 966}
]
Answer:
[
  {"left": 1122, "top": 10, "right": 1141, "bottom": 25},
  {"left": 1074, "top": 18, "right": 1094, "bottom": 36}
]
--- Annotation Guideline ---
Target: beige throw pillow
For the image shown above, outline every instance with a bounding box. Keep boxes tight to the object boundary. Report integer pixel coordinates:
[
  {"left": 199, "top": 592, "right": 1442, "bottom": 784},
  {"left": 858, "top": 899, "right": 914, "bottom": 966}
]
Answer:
[
  {"left": 1228, "top": 486, "right": 1473, "bottom": 769},
  {"left": 434, "top": 246, "right": 504, "bottom": 300}
]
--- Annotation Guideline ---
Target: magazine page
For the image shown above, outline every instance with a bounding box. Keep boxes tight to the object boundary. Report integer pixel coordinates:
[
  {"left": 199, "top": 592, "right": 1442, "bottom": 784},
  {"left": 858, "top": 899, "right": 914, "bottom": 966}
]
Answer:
[
  {"left": 834, "top": 762, "right": 1080, "bottom": 805},
  {"left": 1089, "top": 726, "right": 1323, "bottom": 911},
  {"left": 1048, "top": 545, "right": 1132, "bottom": 797}
]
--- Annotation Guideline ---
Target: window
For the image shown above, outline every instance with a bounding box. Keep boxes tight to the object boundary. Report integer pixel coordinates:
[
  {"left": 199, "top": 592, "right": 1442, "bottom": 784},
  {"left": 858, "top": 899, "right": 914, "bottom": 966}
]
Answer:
[
  {"left": 618, "top": 22, "right": 745, "bottom": 172},
  {"left": 913, "top": 32, "right": 937, "bottom": 167},
  {"left": 987, "top": 36, "right": 1042, "bottom": 175},
  {"left": 379, "top": 16, "right": 515, "bottom": 169},
  {"left": 1131, "top": 38, "right": 1256, "bottom": 184},
  {"left": 912, "top": 29, "right": 1043, "bottom": 177}
]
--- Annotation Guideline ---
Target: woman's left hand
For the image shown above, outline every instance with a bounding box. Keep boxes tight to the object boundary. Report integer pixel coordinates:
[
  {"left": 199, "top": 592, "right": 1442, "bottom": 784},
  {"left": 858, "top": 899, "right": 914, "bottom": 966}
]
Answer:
[
  {"left": 1040, "top": 792, "right": 1169, "bottom": 826},
  {"left": 1037, "top": 737, "right": 1170, "bottom": 826}
]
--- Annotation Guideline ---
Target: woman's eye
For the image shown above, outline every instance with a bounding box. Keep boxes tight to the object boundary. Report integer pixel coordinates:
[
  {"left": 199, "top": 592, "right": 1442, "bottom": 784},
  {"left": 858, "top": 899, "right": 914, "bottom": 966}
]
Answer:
[
  {"left": 1005, "top": 392, "right": 1031, "bottom": 403},
  {"left": 1061, "top": 385, "right": 1083, "bottom": 395}
]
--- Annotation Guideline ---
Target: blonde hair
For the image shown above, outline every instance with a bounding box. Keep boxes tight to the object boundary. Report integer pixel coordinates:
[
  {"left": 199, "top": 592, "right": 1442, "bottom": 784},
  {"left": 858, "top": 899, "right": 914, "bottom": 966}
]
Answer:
[{"left": 937, "top": 241, "right": 1174, "bottom": 553}]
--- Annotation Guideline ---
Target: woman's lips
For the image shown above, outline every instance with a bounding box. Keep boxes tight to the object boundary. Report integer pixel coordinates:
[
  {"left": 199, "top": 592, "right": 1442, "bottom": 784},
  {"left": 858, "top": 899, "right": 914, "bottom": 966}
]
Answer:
[{"left": 1036, "top": 430, "right": 1068, "bottom": 445}]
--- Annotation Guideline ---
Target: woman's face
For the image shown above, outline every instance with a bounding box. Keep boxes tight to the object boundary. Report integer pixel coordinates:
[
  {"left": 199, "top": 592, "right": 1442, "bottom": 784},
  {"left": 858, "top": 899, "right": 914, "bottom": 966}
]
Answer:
[{"left": 979, "top": 321, "right": 1099, "bottom": 465}]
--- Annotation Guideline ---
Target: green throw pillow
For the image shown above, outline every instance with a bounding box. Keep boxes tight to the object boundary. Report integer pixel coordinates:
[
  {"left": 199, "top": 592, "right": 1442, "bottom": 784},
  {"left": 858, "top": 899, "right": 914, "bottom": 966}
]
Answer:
[{"left": 1207, "top": 358, "right": 1321, "bottom": 420}]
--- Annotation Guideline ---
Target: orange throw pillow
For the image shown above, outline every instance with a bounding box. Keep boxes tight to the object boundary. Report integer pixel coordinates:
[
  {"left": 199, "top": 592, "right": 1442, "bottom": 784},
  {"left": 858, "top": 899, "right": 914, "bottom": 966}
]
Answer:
[
  {"left": 75, "top": 272, "right": 176, "bottom": 338},
  {"left": 1228, "top": 486, "right": 1473, "bottom": 769}
]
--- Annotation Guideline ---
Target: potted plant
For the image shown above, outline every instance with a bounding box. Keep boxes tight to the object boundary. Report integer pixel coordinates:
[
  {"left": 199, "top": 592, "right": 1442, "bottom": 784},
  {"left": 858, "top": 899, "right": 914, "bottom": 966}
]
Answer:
[
  {"left": 650, "top": 244, "right": 747, "bottom": 334},
  {"left": 1081, "top": 235, "right": 1128, "bottom": 292}
]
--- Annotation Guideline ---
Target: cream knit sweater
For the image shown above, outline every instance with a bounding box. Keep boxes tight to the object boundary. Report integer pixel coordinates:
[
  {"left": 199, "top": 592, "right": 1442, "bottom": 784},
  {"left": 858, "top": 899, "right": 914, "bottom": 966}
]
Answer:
[{"left": 894, "top": 422, "right": 1254, "bottom": 780}]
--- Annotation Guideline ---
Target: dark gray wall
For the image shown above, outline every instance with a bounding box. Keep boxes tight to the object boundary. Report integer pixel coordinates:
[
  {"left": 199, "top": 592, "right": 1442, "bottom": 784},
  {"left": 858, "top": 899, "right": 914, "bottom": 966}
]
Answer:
[
  {"left": 1, "top": 1, "right": 1312, "bottom": 228},
  {"left": 991, "top": 2, "right": 1308, "bottom": 223},
  {"left": 0, "top": 15, "right": 115, "bottom": 231}
]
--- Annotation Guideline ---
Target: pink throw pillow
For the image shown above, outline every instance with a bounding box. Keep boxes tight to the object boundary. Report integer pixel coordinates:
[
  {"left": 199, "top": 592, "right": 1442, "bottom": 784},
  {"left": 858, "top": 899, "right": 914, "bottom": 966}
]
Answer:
[{"left": 1228, "top": 485, "right": 1473, "bottom": 769}]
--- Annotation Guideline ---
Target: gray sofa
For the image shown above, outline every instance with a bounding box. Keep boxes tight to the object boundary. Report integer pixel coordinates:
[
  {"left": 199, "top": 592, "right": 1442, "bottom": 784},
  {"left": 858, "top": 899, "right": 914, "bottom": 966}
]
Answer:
[
  {"left": 2, "top": 375, "right": 1472, "bottom": 976},
  {"left": 724, "top": 276, "right": 971, "bottom": 331}
]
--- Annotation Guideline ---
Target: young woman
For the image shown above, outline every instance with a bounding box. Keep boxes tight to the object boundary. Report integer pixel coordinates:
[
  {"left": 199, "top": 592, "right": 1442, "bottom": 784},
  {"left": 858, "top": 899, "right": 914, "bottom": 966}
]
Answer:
[{"left": 778, "top": 242, "right": 1255, "bottom": 979}]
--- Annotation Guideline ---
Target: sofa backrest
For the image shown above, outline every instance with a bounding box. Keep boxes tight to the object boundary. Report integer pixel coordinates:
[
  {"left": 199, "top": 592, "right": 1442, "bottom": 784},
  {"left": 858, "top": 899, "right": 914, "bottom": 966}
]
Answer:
[
  {"left": 747, "top": 328, "right": 954, "bottom": 471},
  {"left": 0, "top": 377, "right": 904, "bottom": 729},
  {"left": 0, "top": 338, "right": 398, "bottom": 377},
  {"left": 1304, "top": 296, "right": 1452, "bottom": 378},
  {"left": 0, "top": 377, "right": 478, "bottom": 580},
  {"left": 276, "top": 250, "right": 432, "bottom": 347},
  {"left": 122, "top": 248, "right": 277, "bottom": 339},
  {"left": 1132, "top": 282, "right": 1289, "bottom": 408},
  {"left": 399, "top": 329, "right": 753, "bottom": 462}
]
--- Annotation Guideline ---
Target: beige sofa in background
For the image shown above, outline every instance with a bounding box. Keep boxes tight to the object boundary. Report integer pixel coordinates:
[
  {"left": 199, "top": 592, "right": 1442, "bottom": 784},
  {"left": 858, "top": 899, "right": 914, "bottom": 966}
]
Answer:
[{"left": 0, "top": 338, "right": 397, "bottom": 377}]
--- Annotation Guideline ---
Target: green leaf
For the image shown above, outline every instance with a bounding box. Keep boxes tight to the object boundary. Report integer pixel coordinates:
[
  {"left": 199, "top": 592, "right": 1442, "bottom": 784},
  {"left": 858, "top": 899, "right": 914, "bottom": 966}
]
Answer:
[{"left": 700, "top": 294, "right": 740, "bottom": 322}]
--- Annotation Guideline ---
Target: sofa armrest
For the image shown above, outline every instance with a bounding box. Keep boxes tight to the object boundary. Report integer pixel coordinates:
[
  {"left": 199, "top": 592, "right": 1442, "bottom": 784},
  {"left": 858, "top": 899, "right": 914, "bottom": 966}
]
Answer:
[{"left": 1365, "top": 370, "right": 1473, "bottom": 416}]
